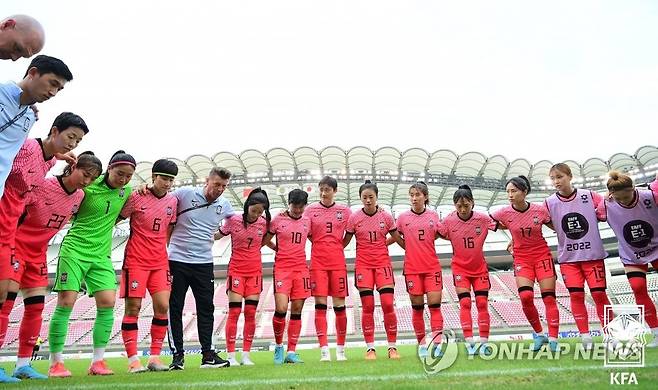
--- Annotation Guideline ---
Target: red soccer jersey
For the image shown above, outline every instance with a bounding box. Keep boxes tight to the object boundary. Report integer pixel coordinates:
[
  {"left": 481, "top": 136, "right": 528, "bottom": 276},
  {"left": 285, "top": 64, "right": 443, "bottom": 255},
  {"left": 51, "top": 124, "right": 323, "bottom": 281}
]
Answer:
[
  {"left": 396, "top": 208, "right": 443, "bottom": 275},
  {"left": 304, "top": 202, "right": 352, "bottom": 270},
  {"left": 346, "top": 207, "right": 396, "bottom": 269},
  {"left": 219, "top": 214, "right": 266, "bottom": 275},
  {"left": 120, "top": 189, "right": 177, "bottom": 268},
  {"left": 269, "top": 212, "right": 311, "bottom": 271},
  {"left": 490, "top": 203, "right": 552, "bottom": 260},
  {"left": 14, "top": 176, "right": 84, "bottom": 263},
  {"left": 441, "top": 211, "right": 496, "bottom": 276},
  {"left": 0, "top": 138, "right": 56, "bottom": 244}
]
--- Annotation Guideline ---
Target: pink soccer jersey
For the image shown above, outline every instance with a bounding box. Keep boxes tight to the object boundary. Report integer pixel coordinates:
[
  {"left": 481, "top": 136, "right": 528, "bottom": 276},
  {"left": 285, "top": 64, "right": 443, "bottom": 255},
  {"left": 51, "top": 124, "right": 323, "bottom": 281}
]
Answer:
[
  {"left": 14, "top": 176, "right": 84, "bottom": 263},
  {"left": 396, "top": 208, "right": 443, "bottom": 274},
  {"left": 304, "top": 202, "right": 352, "bottom": 270},
  {"left": 269, "top": 212, "right": 311, "bottom": 271},
  {"left": 490, "top": 203, "right": 552, "bottom": 260},
  {"left": 120, "top": 189, "right": 177, "bottom": 268},
  {"left": 219, "top": 214, "right": 267, "bottom": 275},
  {"left": 346, "top": 207, "right": 396, "bottom": 269},
  {"left": 441, "top": 211, "right": 496, "bottom": 276},
  {"left": 0, "top": 138, "right": 56, "bottom": 244}
]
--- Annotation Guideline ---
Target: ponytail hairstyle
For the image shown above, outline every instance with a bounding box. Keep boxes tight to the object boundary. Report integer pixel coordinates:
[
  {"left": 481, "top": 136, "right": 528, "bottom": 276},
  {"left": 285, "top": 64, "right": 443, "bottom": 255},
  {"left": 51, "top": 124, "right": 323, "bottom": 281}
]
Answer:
[
  {"left": 409, "top": 181, "right": 429, "bottom": 205},
  {"left": 549, "top": 163, "right": 572, "bottom": 178},
  {"left": 606, "top": 170, "right": 634, "bottom": 192},
  {"left": 62, "top": 151, "right": 102, "bottom": 178},
  {"left": 107, "top": 150, "right": 136, "bottom": 172},
  {"left": 243, "top": 187, "right": 271, "bottom": 230},
  {"left": 453, "top": 184, "right": 474, "bottom": 204},
  {"left": 506, "top": 175, "right": 531, "bottom": 194},
  {"left": 359, "top": 180, "right": 378, "bottom": 196}
]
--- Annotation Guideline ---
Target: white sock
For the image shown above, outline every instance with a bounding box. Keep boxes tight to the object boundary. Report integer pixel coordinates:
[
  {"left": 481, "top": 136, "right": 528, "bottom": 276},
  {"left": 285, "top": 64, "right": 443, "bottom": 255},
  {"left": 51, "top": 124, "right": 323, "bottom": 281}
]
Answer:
[
  {"left": 480, "top": 337, "right": 488, "bottom": 344},
  {"left": 336, "top": 345, "right": 345, "bottom": 353},
  {"left": 128, "top": 355, "right": 139, "bottom": 364},
  {"left": 388, "top": 342, "right": 396, "bottom": 349},
  {"left": 465, "top": 337, "right": 474, "bottom": 345},
  {"left": 581, "top": 332, "right": 591, "bottom": 339},
  {"left": 50, "top": 352, "right": 63, "bottom": 364},
  {"left": 242, "top": 351, "right": 250, "bottom": 359},
  {"left": 321, "top": 345, "right": 329, "bottom": 351},
  {"left": 652, "top": 327, "right": 658, "bottom": 337},
  {"left": 92, "top": 347, "right": 105, "bottom": 363},
  {"left": 276, "top": 343, "right": 283, "bottom": 348},
  {"left": 366, "top": 342, "right": 375, "bottom": 350},
  {"left": 287, "top": 349, "right": 296, "bottom": 354},
  {"left": 549, "top": 336, "right": 558, "bottom": 342},
  {"left": 228, "top": 352, "right": 235, "bottom": 359},
  {"left": 16, "top": 357, "right": 30, "bottom": 368}
]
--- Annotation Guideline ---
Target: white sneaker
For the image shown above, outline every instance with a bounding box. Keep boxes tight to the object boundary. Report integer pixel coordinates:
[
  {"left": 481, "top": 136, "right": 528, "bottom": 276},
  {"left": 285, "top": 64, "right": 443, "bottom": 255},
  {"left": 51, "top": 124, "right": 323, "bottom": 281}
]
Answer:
[
  {"left": 336, "top": 348, "right": 347, "bottom": 361},
  {"left": 227, "top": 357, "right": 239, "bottom": 367},
  {"left": 241, "top": 355, "right": 255, "bottom": 366},
  {"left": 582, "top": 337, "right": 594, "bottom": 351},
  {"left": 320, "top": 346, "right": 331, "bottom": 362}
]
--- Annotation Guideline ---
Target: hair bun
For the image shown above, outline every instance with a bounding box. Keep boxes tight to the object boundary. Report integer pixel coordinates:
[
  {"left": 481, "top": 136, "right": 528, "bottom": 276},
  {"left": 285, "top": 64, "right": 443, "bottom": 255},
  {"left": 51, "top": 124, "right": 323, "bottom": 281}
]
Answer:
[
  {"left": 364, "top": 180, "right": 372, "bottom": 184},
  {"left": 458, "top": 184, "right": 471, "bottom": 191},
  {"left": 79, "top": 151, "right": 95, "bottom": 156}
]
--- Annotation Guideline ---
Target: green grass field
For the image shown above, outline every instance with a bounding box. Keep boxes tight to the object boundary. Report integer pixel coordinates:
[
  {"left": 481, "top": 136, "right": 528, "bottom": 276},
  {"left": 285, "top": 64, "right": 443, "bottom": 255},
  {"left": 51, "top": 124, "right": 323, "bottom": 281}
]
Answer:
[{"left": 3, "top": 340, "right": 657, "bottom": 389}]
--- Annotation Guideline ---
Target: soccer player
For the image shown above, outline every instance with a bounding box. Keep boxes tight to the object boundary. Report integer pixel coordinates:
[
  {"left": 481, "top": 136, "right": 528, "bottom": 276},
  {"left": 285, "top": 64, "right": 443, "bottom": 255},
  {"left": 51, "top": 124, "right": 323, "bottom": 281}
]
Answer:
[
  {"left": 440, "top": 185, "right": 496, "bottom": 355},
  {"left": 393, "top": 181, "right": 445, "bottom": 358},
  {"left": 303, "top": 176, "right": 351, "bottom": 362},
  {"left": 118, "top": 159, "right": 179, "bottom": 373},
  {"left": 0, "top": 55, "right": 73, "bottom": 198},
  {"left": 546, "top": 163, "right": 611, "bottom": 350},
  {"left": 262, "top": 189, "right": 311, "bottom": 365},
  {"left": 603, "top": 171, "right": 658, "bottom": 347},
  {"left": 490, "top": 176, "right": 560, "bottom": 352},
  {"left": 48, "top": 151, "right": 135, "bottom": 377},
  {"left": 4, "top": 153, "right": 101, "bottom": 382},
  {"left": 343, "top": 180, "right": 402, "bottom": 360},
  {"left": 0, "top": 15, "right": 44, "bottom": 61},
  {"left": 216, "top": 188, "right": 271, "bottom": 366}
]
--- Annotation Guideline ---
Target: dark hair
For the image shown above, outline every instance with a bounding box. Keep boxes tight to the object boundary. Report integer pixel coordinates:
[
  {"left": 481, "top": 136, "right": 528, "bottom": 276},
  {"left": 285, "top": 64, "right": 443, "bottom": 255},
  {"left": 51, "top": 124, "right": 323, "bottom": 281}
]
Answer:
[
  {"left": 152, "top": 159, "right": 178, "bottom": 178},
  {"left": 359, "top": 180, "right": 378, "bottom": 196},
  {"left": 549, "top": 163, "right": 572, "bottom": 177},
  {"left": 318, "top": 175, "right": 338, "bottom": 190},
  {"left": 409, "top": 181, "right": 429, "bottom": 205},
  {"left": 62, "top": 151, "right": 102, "bottom": 178},
  {"left": 288, "top": 188, "right": 308, "bottom": 205},
  {"left": 506, "top": 175, "right": 531, "bottom": 194},
  {"left": 107, "top": 150, "right": 136, "bottom": 171},
  {"left": 453, "top": 184, "right": 474, "bottom": 204},
  {"left": 209, "top": 167, "right": 231, "bottom": 180},
  {"left": 23, "top": 55, "right": 73, "bottom": 81},
  {"left": 49, "top": 112, "right": 89, "bottom": 136},
  {"left": 243, "top": 187, "right": 271, "bottom": 230}
]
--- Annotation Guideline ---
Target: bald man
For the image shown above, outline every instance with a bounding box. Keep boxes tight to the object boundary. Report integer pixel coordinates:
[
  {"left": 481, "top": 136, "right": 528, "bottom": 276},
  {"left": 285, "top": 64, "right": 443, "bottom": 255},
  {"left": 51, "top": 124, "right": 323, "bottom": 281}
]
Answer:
[{"left": 0, "top": 15, "right": 45, "bottom": 61}]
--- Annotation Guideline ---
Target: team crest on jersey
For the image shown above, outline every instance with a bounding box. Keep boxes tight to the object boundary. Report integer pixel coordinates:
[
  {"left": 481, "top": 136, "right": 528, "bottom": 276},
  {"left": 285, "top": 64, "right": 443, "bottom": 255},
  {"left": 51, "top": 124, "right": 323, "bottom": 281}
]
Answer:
[
  {"left": 580, "top": 194, "right": 589, "bottom": 203},
  {"left": 23, "top": 117, "right": 31, "bottom": 131},
  {"left": 60, "top": 272, "right": 68, "bottom": 283},
  {"left": 131, "top": 280, "right": 138, "bottom": 289},
  {"left": 276, "top": 280, "right": 283, "bottom": 287},
  {"left": 257, "top": 228, "right": 263, "bottom": 236},
  {"left": 357, "top": 273, "right": 363, "bottom": 281},
  {"left": 429, "top": 220, "right": 434, "bottom": 227},
  {"left": 515, "top": 265, "right": 522, "bottom": 272},
  {"left": 11, "top": 259, "right": 19, "bottom": 272},
  {"left": 119, "top": 188, "right": 126, "bottom": 198},
  {"left": 191, "top": 199, "right": 199, "bottom": 207},
  {"left": 455, "top": 275, "right": 462, "bottom": 281},
  {"left": 379, "top": 222, "right": 385, "bottom": 229},
  {"left": 644, "top": 199, "right": 652, "bottom": 209},
  {"left": 72, "top": 204, "right": 80, "bottom": 214},
  {"left": 533, "top": 216, "right": 539, "bottom": 225},
  {"left": 233, "top": 278, "right": 240, "bottom": 287},
  {"left": 216, "top": 205, "right": 223, "bottom": 215},
  {"left": 407, "top": 280, "right": 414, "bottom": 288},
  {"left": 475, "top": 226, "right": 482, "bottom": 235},
  {"left": 166, "top": 206, "right": 173, "bottom": 215},
  {"left": 336, "top": 211, "right": 343, "bottom": 220}
]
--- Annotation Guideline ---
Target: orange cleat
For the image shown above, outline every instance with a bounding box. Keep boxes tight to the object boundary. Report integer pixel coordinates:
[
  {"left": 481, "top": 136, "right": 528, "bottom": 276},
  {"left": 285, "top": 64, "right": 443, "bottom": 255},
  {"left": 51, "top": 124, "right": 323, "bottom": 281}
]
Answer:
[
  {"left": 48, "top": 362, "right": 72, "bottom": 378},
  {"left": 127, "top": 360, "right": 147, "bottom": 373},
  {"left": 365, "top": 348, "right": 377, "bottom": 360},
  {"left": 88, "top": 360, "right": 114, "bottom": 376},
  {"left": 388, "top": 347, "right": 401, "bottom": 359}
]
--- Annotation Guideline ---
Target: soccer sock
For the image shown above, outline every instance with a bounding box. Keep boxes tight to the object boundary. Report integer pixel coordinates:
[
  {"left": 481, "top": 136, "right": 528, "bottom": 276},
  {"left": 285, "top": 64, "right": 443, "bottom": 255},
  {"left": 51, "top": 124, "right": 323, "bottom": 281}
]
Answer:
[
  {"left": 16, "top": 357, "right": 30, "bottom": 368},
  {"left": 93, "top": 307, "right": 115, "bottom": 361},
  {"left": 150, "top": 316, "right": 168, "bottom": 356},
  {"left": 48, "top": 306, "right": 72, "bottom": 355},
  {"left": 428, "top": 303, "right": 443, "bottom": 344},
  {"left": 334, "top": 306, "right": 347, "bottom": 347},
  {"left": 379, "top": 288, "right": 397, "bottom": 344},
  {"left": 541, "top": 290, "right": 560, "bottom": 338},
  {"left": 121, "top": 315, "right": 138, "bottom": 359},
  {"left": 18, "top": 296, "right": 45, "bottom": 360},
  {"left": 519, "top": 286, "right": 542, "bottom": 333},
  {"left": 627, "top": 273, "right": 658, "bottom": 328},
  {"left": 226, "top": 302, "right": 242, "bottom": 353},
  {"left": 0, "top": 292, "right": 17, "bottom": 347},
  {"left": 315, "top": 303, "right": 328, "bottom": 347},
  {"left": 568, "top": 289, "right": 589, "bottom": 333},
  {"left": 287, "top": 313, "right": 302, "bottom": 352},
  {"left": 272, "top": 311, "right": 287, "bottom": 346},
  {"left": 243, "top": 300, "right": 258, "bottom": 352},
  {"left": 458, "top": 292, "right": 473, "bottom": 339},
  {"left": 589, "top": 288, "right": 611, "bottom": 327},
  {"left": 412, "top": 304, "right": 426, "bottom": 343},
  {"left": 475, "top": 291, "right": 490, "bottom": 339},
  {"left": 360, "top": 291, "right": 375, "bottom": 345}
]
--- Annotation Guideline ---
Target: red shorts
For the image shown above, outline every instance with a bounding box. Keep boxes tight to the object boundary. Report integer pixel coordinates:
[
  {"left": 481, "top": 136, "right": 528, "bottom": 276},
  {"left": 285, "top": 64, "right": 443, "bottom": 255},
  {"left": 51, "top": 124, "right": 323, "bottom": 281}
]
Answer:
[
  {"left": 310, "top": 268, "right": 348, "bottom": 297},
  {"left": 513, "top": 257, "right": 556, "bottom": 282},
  {"left": 354, "top": 266, "right": 395, "bottom": 290},
  {"left": 452, "top": 272, "right": 490, "bottom": 291},
  {"left": 273, "top": 269, "right": 311, "bottom": 300},
  {"left": 11, "top": 260, "right": 48, "bottom": 289},
  {"left": 405, "top": 271, "right": 443, "bottom": 295},
  {"left": 226, "top": 273, "right": 263, "bottom": 297},
  {"left": 560, "top": 259, "right": 607, "bottom": 290},
  {"left": 0, "top": 244, "right": 15, "bottom": 280},
  {"left": 119, "top": 267, "right": 172, "bottom": 298}
]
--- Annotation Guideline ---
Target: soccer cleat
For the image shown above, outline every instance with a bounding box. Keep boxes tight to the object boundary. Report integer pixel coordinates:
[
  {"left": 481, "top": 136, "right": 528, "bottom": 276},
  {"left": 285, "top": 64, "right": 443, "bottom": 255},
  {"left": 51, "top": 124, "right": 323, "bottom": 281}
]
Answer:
[
  {"left": 200, "top": 350, "right": 230, "bottom": 368},
  {"left": 227, "top": 357, "right": 240, "bottom": 367},
  {"left": 88, "top": 360, "right": 114, "bottom": 376},
  {"left": 13, "top": 365, "right": 47, "bottom": 380},
  {"left": 169, "top": 352, "right": 184, "bottom": 370},
  {"left": 273, "top": 345, "right": 285, "bottom": 365},
  {"left": 418, "top": 345, "right": 429, "bottom": 359},
  {"left": 365, "top": 348, "right": 377, "bottom": 360},
  {"left": 549, "top": 341, "right": 559, "bottom": 353},
  {"left": 581, "top": 336, "right": 594, "bottom": 351},
  {"left": 320, "top": 346, "right": 331, "bottom": 362},
  {"left": 480, "top": 343, "right": 493, "bottom": 357},
  {"left": 388, "top": 347, "right": 401, "bottom": 359},
  {"left": 127, "top": 360, "right": 147, "bottom": 374},
  {"left": 241, "top": 355, "right": 255, "bottom": 366},
  {"left": 0, "top": 367, "right": 21, "bottom": 383},
  {"left": 284, "top": 352, "right": 304, "bottom": 364},
  {"left": 48, "top": 362, "right": 72, "bottom": 378},
  {"left": 336, "top": 349, "right": 347, "bottom": 361},
  {"left": 147, "top": 357, "right": 169, "bottom": 372},
  {"left": 532, "top": 333, "right": 548, "bottom": 352}
]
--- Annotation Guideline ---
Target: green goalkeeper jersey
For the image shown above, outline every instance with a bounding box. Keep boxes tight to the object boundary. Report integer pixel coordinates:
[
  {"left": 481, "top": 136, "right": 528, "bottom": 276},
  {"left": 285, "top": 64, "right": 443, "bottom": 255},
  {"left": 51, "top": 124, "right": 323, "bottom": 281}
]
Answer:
[{"left": 58, "top": 175, "right": 132, "bottom": 262}]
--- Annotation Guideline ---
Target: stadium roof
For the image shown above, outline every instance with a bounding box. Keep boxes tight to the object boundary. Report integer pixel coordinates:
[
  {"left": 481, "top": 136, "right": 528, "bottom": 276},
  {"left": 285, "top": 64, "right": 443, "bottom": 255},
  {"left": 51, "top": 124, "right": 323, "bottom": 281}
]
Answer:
[{"left": 131, "top": 145, "right": 658, "bottom": 209}]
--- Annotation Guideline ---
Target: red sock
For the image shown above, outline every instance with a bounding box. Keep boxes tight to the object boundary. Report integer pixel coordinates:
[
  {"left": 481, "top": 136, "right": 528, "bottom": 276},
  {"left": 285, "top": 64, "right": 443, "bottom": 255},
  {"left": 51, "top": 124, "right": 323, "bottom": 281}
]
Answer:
[
  {"left": 590, "top": 288, "right": 611, "bottom": 328},
  {"left": 380, "top": 289, "right": 397, "bottom": 344},
  {"left": 243, "top": 300, "right": 258, "bottom": 352},
  {"left": 226, "top": 302, "right": 242, "bottom": 353},
  {"left": 272, "top": 311, "right": 286, "bottom": 345},
  {"left": 0, "top": 292, "right": 17, "bottom": 347},
  {"left": 360, "top": 291, "right": 375, "bottom": 344},
  {"left": 121, "top": 315, "right": 138, "bottom": 358},
  {"left": 458, "top": 293, "right": 473, "bottom": 339},
  {"left": 541, "top": 291, "right": 560, "bottom": 338},
  {"left": 287, "top": 313, "right": 302, "bottom": 352},
  {"left": 18, "top": 296, "right": 44, "bottom": 358},
  {"left": 569, "top": 290, "right": 589, "bottom": 333},
  {"left": 412, "top": 304, "right": 426, "bottom": 343},
  {"left": 314, "top": 304, "right": 328, "bottom": 347},
  {"left": 628, "top": 273, "right": 658, "bottom": 328},
  {"left": 475, "top": 293, "right": 490, "bottom": 339},
  {"left": 150, "top": 316, "right": 168, "bottom": 356},
  {"left": 334, "top": 306, "right": 347, "bottom": 346},
  {"left": 428, "top": 303, "right": 443, "bottom": 343},
  {"left": 519, "top": 287, "right": 542, "bottom": 333}
]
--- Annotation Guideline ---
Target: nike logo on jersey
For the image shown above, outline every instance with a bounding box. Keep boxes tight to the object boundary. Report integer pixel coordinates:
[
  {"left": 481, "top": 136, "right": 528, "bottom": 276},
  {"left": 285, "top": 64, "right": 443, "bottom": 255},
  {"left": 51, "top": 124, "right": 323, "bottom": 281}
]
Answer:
[{"left": 141, "top": 206, "right": 147, "bottom": 210}]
